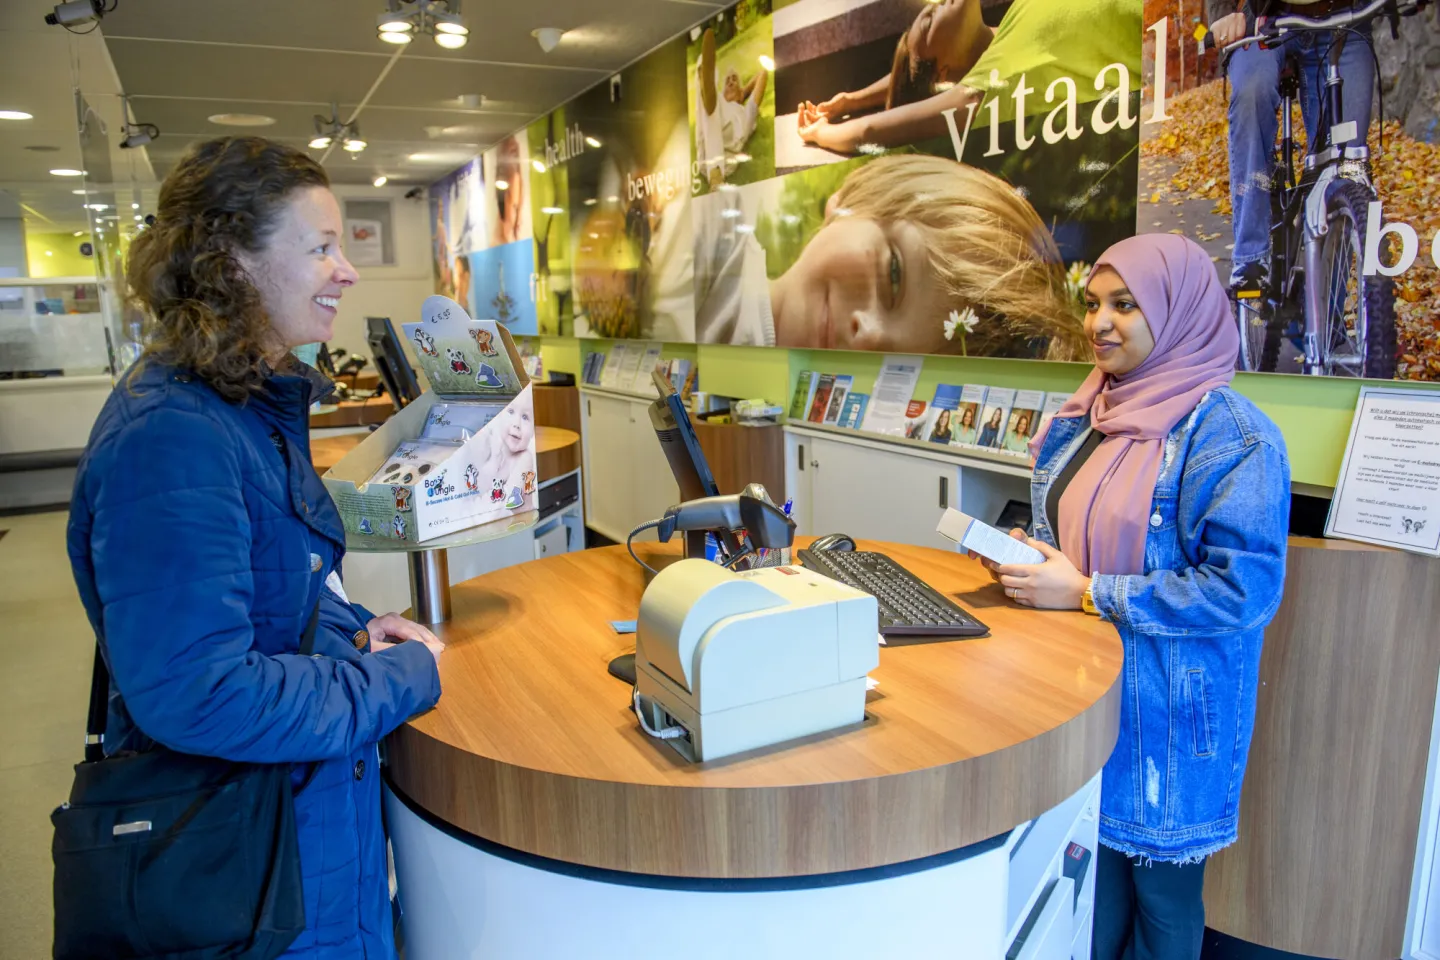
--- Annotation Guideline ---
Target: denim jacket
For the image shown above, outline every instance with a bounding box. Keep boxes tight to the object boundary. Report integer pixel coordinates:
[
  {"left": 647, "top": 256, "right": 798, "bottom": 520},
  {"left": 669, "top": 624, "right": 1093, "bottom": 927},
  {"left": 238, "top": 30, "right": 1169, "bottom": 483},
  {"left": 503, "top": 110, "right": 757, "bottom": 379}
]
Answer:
[{"left": 1032, "top": 387, "right": 1290, "bottom": 862}]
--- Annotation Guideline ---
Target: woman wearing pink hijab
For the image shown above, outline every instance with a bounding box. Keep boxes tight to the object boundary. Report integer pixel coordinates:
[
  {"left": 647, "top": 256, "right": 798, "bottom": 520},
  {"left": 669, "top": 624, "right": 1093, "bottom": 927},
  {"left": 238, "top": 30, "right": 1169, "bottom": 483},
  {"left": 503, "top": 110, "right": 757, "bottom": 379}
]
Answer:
[{"left": 976, "top": 235, "right": 1290, "bottom": 958}]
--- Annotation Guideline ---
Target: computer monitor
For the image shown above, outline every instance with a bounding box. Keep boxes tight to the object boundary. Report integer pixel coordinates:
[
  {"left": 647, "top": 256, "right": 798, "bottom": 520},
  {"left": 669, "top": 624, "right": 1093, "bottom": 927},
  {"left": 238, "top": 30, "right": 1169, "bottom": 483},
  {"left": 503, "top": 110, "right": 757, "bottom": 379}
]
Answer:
[
  {"left": 365, "top": 316, "right": 422, "bottom": 410},
  {"left": 648, "top": 386, "right": 720, "bottom": 503}
]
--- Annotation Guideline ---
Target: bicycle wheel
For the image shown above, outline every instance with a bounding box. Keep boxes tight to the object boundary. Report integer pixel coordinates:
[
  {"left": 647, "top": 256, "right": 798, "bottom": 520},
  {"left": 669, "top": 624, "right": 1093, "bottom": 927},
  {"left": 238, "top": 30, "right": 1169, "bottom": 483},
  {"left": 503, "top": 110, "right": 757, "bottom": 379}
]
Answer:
[
  {"left": 1313, "top": 179, "right": 1396, "bottom": 378},
  {"left": 1233, "top": 296, "right": 1274, "bottom": 372}
]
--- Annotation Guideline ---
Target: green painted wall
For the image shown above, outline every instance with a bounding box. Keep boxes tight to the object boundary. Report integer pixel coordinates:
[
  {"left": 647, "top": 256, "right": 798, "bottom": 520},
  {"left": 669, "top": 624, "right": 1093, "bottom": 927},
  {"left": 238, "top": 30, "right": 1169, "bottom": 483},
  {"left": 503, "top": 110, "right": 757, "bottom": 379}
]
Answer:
[
  {"left": 24, "top": 231, "right": 96, "bottom": 279},
  {"left": 534, "top": 336, "right": 1440, "bottom": 488}
]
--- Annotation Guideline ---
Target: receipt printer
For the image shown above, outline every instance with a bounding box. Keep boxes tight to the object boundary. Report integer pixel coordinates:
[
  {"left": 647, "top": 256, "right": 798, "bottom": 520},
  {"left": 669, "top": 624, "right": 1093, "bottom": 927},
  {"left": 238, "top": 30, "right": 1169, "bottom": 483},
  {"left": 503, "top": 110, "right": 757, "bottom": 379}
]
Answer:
[{"left": 633, "top": 559, "right": 879, "bottom": 762}]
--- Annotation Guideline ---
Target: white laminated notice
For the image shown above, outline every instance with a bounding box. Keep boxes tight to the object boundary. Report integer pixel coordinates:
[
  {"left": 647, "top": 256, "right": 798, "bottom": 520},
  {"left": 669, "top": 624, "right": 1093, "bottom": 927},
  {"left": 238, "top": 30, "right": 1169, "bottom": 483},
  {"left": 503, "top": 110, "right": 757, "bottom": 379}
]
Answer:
[{"left": 936, "top": 508, "right": 1046, "bottom": 566}]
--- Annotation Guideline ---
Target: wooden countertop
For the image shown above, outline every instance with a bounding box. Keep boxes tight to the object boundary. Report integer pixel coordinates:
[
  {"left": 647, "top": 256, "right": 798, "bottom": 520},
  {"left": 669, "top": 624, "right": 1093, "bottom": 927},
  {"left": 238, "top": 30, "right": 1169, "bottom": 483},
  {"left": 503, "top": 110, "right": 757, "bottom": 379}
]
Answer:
[
  {"left": 386, "top": 538, "right": 1123, "bottom": 878},
  {"left": 311, "top": 426, "right": 580, "bottom": 480}
]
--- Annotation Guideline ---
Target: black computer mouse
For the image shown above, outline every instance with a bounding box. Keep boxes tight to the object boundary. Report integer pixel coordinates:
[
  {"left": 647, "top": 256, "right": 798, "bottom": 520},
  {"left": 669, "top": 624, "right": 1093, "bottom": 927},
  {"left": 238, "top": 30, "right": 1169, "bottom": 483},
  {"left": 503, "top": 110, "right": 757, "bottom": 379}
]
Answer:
[{"left": 811, "top": 533, "right": 856, "bottom": 552}]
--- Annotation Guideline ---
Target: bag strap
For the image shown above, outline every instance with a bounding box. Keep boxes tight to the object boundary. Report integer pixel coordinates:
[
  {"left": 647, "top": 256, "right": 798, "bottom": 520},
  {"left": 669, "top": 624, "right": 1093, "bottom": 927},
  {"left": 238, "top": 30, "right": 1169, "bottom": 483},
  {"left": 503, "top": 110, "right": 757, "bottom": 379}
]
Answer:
[{"left": 84, "top": 597, "right": 323, "bottom": 764}]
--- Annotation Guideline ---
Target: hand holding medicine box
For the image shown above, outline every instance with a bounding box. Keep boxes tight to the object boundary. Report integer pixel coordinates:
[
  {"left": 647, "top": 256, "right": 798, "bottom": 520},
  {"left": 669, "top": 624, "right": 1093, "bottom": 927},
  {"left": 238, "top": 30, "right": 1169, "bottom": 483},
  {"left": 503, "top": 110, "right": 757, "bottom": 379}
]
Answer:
[
  {"left": 321, "top": 295, "right": 536, "bottom": 543},
  {"left": 935, "top": 508, "right": 1046, "bottom": 566}
]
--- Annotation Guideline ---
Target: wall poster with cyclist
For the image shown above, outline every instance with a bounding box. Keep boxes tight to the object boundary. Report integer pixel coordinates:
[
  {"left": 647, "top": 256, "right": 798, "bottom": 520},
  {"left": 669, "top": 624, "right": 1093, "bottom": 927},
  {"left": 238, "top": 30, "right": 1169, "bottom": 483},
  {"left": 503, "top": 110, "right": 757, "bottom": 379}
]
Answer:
[
  {"left": 1141, "top": 0, "right": 1439, "bottom": 380},
  {"left": 426, "top": 0, "right": 1437, "bottom": 381}
]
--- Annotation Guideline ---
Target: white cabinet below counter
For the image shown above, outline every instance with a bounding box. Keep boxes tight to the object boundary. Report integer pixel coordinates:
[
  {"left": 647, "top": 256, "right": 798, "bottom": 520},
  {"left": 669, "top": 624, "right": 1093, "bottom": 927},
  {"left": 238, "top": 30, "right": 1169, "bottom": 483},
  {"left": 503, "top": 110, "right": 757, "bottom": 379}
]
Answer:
[
  {"left": 580, "top": 386, "right": 678, "bottom": 544},
  {"left": 784, "top": 424, "right": 1033, "bottom": 550}
]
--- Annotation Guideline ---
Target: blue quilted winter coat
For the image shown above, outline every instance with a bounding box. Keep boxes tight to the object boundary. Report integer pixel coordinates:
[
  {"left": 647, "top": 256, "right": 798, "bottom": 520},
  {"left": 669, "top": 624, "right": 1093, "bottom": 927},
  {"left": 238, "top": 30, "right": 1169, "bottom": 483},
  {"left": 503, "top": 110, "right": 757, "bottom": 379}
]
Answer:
[{"left": 67, "top": 359, "right": 441, "bottom": 958}]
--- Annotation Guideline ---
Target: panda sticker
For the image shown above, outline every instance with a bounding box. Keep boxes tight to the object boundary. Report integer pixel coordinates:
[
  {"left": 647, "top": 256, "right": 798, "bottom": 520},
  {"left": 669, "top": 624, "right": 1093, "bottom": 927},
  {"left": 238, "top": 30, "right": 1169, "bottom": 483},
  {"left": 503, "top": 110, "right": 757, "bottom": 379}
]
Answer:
[
  {"left": 412, "top": 328, "right": 439, "bottom": 358},
  {"left": 464, "top": 464, "right": 479, "bottom": 493},
  {"left": 445, "top": 347, "right": 473, "bottom": 376},
  {"left": 490, "top": 478, "right": 505, "bottom": 503}
]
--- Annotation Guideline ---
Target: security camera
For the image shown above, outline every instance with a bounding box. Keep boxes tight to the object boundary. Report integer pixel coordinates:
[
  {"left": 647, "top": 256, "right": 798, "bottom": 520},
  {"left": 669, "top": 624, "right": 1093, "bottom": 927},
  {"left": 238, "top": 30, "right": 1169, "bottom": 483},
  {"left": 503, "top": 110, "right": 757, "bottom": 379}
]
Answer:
[
  {"left": 45, "top": 0, "right": 105, "bottom": 27},
  {"left": 609, "top": 74, "right": 622, "bottom": 104},
  {"left": 120, "top": 122, "right": 159, "bottom": 149}
]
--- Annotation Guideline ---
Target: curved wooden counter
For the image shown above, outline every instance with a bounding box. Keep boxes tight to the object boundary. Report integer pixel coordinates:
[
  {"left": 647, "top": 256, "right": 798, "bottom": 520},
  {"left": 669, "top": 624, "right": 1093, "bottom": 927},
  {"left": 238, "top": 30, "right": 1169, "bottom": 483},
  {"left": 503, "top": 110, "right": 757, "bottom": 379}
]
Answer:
[
  {"left": 386, "top": 538, "right": 1122, "bottom": 878},
  {"left": 1205, "top": 537, "right": 1440, "bottom": 960}
]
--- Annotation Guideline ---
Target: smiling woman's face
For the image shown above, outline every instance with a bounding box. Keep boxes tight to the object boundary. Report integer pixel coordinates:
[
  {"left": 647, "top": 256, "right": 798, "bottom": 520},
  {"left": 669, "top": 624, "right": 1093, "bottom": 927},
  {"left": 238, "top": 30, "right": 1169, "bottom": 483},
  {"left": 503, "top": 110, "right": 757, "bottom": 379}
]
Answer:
[
  {"left": 1084, "top": 265, "right": 1156, "bottom": 376},
  {"left": 771, "top": 216, "right": 951, "bottom": 352}
]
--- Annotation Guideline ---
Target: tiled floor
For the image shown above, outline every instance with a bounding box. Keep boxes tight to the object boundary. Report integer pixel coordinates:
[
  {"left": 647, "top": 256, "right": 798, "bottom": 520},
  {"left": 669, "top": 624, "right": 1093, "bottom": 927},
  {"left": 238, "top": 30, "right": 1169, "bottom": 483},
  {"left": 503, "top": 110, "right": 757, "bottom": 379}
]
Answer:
[{"left": 0, "top": 510, "right": 93, "bottom": 959}]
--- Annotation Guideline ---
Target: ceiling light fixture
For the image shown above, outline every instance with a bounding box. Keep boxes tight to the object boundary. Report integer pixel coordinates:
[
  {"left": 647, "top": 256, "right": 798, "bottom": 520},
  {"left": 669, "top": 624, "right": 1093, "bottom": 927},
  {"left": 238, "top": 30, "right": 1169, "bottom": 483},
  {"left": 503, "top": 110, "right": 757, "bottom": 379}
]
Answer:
[
  {"left": 374, "top": 176, "right": 388, "bottom": 187},
  {"left": 494, "top": 179, "right": 509, "bottom": 191},
  {"left": 73, "top": 231, "right": 85, "bottom": 237},
  {"left": 208, "top": 113, "right": 277, "bottom": 127},
  {"left": 312, "top": 103, "right": 365, "bottom": 153},
  {"left": 531, "top": 159, "right": 546, "bottom": 173},
  {"left": 50, "top": 168, "right": 84, "bottom": 176},
  {"left": 377, "top": 1, "right": 469, "bottom": 50},
  {"left": 584, "top": 136, "right": 601, "bottom": 148},
  {"left": 541, "top": 206, "right": 563, "bottom": 215},
  {"left": 0, "top": 110, "right": 33, "bottom": 120},
  {"left": 532, "top": 27, "right": 564, "bottom": 53},
  {"left": 758, "top": 54, "right": 775, "bottom": 71}
]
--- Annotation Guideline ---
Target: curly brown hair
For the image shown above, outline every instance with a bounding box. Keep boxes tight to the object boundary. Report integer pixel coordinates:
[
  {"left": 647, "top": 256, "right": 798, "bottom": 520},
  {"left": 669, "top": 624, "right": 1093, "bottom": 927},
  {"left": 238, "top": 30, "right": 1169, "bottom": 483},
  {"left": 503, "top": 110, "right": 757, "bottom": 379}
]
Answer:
[{"left": 126, "top": 136, "right": 329, "bottom": 402}]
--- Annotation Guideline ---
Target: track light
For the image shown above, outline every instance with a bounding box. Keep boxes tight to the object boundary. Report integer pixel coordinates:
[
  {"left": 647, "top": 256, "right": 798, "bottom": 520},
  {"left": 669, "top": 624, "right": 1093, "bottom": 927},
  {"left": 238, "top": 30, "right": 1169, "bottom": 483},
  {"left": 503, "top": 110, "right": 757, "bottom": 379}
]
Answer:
[{"left": 377, "top": 1, "right": 469, "bottom": 50}]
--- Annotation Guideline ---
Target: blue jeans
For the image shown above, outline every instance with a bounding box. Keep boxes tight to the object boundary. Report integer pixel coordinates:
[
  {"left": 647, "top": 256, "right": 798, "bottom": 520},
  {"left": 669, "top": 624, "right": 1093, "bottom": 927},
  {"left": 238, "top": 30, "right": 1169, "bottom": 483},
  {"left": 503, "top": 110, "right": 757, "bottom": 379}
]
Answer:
[
  {"left": 1092, "top": 846, "right": 1207, "bottom": 960},
  {"left": 1226, "top": 26, "right": 1375, "bottom": 276}
]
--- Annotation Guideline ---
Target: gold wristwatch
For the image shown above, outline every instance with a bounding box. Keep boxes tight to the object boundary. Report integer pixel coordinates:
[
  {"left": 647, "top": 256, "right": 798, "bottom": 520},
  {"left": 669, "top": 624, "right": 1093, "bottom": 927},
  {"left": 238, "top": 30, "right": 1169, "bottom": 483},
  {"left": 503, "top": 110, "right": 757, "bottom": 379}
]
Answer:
[{"left": 1081, "top": 577, "right": 1099, "bottom": 616}]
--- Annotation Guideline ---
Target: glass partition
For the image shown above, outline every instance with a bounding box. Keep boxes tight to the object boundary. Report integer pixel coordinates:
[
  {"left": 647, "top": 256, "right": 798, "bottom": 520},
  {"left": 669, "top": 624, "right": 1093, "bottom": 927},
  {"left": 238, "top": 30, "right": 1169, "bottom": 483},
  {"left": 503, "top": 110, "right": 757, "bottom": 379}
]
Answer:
[{"left": 0, "top": 277, "right": 112, "bottom": 378}]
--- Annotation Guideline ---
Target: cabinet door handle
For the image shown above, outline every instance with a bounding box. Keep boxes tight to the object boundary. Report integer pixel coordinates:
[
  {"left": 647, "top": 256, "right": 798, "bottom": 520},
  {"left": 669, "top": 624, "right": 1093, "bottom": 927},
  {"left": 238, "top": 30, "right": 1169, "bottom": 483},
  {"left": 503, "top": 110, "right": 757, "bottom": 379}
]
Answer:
[
  {"left": 938, "top": 476, "right": 948, "bottom": 509},
  {"left": 797, "top": 444, "right": 805, "bottom": 472}
]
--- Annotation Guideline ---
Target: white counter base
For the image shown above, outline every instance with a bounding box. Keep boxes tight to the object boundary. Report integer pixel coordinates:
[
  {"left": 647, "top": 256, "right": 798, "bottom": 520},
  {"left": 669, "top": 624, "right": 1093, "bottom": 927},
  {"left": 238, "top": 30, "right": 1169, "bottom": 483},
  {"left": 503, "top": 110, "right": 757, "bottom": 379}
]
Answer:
[{"left": 385, "top": 773, "right": 1099, "bottom": 960}]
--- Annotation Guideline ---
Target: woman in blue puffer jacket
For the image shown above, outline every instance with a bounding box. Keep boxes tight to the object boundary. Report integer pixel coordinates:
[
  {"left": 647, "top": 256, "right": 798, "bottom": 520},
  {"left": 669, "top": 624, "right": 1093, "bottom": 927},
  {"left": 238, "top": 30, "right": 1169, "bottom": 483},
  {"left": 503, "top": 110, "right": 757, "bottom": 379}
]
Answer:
[
  {"left": 68, "top": 136, "right": 443, "bottom": 958},
  {"left": 976, "top": 235, "right": 1290, "bottom": 959}
]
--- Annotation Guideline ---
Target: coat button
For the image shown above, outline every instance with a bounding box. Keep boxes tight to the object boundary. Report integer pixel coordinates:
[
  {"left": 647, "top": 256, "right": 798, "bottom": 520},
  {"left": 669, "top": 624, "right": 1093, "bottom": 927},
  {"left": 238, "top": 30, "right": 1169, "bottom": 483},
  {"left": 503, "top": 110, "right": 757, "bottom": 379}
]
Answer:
[
  {"left": 1150, "top": 511, "right": 1163, "bottom": 527},
  {"left": 353, "top": 760, "right": 365, "bottom": 781},
  {"left": 302, "top": 502, "right": 310, "bottom": 515},
  {"left": 352, "top": 629, "right": 368, "bottom": 649},
  {"left": 310, "top": 553, "right": 322, "bottom": 573}
]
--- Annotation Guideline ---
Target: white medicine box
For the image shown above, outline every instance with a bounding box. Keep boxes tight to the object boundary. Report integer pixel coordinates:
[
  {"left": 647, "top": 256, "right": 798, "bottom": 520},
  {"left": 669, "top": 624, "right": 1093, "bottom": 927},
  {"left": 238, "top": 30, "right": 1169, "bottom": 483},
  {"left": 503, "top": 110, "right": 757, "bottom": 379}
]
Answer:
[{"left": 321, "top": 295, "right": 537, "bottom": 543}]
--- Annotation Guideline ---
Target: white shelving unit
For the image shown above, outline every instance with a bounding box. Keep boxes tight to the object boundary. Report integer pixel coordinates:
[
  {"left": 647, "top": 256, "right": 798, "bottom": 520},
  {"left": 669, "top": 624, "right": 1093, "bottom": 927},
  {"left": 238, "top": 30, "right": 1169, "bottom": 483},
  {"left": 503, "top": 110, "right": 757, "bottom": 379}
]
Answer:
[
  {"left": 784, "top": 422, "right": 1034, "bottom": 548},
  {"left": 579, "top": 385, "right": 678, "bottom": 543}
]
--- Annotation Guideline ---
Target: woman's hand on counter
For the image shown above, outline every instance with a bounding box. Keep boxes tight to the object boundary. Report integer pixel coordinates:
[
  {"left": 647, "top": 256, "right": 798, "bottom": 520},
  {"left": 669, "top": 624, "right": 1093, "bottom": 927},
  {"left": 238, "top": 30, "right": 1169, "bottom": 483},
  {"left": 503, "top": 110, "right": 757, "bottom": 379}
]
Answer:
[
  {"left": 994, "top": 541, "right": 1089, "bottom": 610},
  {"left": 367, "top": 613, "right": 445, "bottom": 665}
]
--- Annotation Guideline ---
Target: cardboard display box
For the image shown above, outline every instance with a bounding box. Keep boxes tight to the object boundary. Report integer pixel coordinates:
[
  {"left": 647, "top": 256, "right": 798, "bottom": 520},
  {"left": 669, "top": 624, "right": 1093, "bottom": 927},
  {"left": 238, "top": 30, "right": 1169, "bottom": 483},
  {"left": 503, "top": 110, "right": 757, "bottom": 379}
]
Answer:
[{"left": 322, "top": 295, "right": 537, "bottom": 543}]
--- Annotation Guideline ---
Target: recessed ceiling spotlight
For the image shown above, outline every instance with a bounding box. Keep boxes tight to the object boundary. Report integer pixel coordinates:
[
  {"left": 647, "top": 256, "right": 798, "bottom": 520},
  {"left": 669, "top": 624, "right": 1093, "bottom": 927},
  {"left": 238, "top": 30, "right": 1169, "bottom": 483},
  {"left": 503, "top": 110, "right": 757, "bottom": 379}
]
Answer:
[
  {"left": 0, "top": 110, "right": 33, "bottom": 120},
  {"left": 583, "top": 197, "right": 597, "bottom": 206},
  {"left": 208, "top": 113, "right": 276, "bottom": 127},
  {"left": 50, "top": 168, "right": 85, "bottom": 177},
  {"left": 531, "top": 159, "right": 546, "bottom": 173},
  {"left": 585, "top": 136, "right": 601, "bottom": 148},
  {"left": 71, "top": 189, "right": 90, "bottom": 195},
  {"left": 73, "top": 231, "right": 85, "bottom": 237},
  {"left": 532, "top": 27, "right": 565, "bottom": 53},
  {"left": 373, "top": 176, "right": 388, "bottom": 187},
  {"left": 494, "top": 179, "right": 509, "bottom": 191},
  {"left": 131, "top": 203, "right": 139, "bottom": 209}
]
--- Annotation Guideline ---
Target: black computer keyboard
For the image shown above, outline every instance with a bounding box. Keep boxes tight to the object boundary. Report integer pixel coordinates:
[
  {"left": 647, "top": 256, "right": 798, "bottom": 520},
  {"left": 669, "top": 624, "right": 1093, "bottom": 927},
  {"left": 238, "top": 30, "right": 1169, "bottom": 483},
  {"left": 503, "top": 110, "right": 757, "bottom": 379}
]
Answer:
[{"left": 797, "top": 549, "right": 989, "bottom": 639}]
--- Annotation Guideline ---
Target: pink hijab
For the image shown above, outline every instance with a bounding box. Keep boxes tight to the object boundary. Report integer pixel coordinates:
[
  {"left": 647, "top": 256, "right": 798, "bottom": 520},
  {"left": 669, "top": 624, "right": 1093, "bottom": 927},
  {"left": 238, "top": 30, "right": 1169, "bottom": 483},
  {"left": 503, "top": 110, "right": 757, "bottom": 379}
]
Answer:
[{"left": 1034, "top": 234, "right": 1238, "bottom": 576}]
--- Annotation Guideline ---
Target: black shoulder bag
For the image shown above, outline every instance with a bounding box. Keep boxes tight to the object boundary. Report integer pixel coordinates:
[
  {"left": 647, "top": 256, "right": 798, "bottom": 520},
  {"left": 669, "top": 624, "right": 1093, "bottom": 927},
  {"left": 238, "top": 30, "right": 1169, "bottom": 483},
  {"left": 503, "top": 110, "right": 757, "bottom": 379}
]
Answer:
[{"left": 51, "top": 602, "right": 321, "bottom": 959}]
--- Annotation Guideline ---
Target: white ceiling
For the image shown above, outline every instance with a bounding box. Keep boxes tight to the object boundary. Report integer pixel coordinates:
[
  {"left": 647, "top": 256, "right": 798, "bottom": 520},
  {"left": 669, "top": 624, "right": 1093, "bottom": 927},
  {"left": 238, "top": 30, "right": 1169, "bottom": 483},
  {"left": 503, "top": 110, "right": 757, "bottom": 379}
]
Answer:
[{"left": 1, "top": 0, "right": 725, "bottom": 236}]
